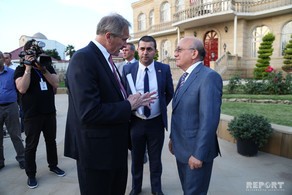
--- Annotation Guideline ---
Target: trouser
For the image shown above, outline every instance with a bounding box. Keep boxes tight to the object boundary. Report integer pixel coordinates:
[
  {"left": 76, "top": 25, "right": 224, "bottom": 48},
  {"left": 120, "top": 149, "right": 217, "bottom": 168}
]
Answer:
[
  {"left": 24, "top": 113, "right": 58, "bottom": 177},
  {"left": 77, "top": 160, "right": 128, "bottom": 195},
  {"left": 130, "top": 115, "right": 165, "bottom": 193},
  {"left": 0, "top": 102, "right": 25, "bottom": 166}
]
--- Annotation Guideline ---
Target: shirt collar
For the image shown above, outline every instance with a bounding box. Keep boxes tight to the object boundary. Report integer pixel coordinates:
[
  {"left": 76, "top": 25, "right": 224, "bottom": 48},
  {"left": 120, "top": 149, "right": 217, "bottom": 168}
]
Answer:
[
  {"left": 185, "top": 61, "right": 202, "bottom": 75},
  {"left": 138, "top": 61, "right": 155, "bottom": 72},
  {"left": 92, "top": 40, "right": 110, "bottom": 60}
]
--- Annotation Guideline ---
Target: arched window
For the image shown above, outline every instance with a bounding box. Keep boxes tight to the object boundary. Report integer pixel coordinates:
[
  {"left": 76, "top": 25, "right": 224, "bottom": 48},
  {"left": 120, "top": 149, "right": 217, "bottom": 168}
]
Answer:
[
  {"left": 138, "top": 13, "right": 146, "bottom": 31},
  {"left": 160, "top": 2, "right": 170, "bottom": 23},
  {"left": 149, "top": 9, "right": 154, "bottom": 27},
  {"left": 175, "top": 0, "right": 184, "bottom": 12},
  {"left": 161, "top": 40, "right": 171, "bottom": 60},
  {"left": 251, "top": 26, "right": 270, "bottom": 57},
  {"left": 281, "top": 21, "right": 292, "bottom": 55}
]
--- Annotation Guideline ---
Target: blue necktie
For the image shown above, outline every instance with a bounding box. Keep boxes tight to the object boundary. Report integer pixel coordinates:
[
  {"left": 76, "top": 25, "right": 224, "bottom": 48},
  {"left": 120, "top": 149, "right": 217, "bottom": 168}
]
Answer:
[
  {"left": 144, "top": 67, "right": 150, "bottom": 118},
  {"left": 177, "top": 72, "right": 188, "bottom": 91}
]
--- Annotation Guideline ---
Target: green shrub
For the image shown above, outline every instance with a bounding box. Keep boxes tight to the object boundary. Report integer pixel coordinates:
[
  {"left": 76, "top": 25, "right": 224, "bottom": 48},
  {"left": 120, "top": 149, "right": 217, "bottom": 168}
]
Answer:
[{"left": 227, "top": 113, "right": 273, "bottom": 148}]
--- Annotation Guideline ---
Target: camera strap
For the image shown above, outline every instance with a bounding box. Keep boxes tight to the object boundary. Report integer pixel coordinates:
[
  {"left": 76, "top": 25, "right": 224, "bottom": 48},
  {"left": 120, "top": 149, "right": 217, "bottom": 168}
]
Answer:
[{"left": 33, "top": 68, "right": 48, "bottom": 91}]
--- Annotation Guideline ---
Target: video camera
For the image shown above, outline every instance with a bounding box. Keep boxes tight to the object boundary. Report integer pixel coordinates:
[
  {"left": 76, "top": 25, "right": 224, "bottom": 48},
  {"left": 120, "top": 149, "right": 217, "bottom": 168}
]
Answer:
[{"left": 19, "top": 40, "right": 52, "bottom": 67}]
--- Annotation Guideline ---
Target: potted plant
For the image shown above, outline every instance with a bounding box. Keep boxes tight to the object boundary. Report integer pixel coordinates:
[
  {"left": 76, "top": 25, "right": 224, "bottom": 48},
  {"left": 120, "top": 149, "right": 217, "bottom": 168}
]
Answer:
[{"left": 227, "top": 113, "right": 273, "bottom": 156}]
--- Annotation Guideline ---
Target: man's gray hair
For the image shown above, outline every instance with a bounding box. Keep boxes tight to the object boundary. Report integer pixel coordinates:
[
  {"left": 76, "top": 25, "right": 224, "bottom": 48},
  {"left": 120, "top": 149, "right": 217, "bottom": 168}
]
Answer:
[{"left": 96, "top": 13, "right": 131, "bottom": 37}]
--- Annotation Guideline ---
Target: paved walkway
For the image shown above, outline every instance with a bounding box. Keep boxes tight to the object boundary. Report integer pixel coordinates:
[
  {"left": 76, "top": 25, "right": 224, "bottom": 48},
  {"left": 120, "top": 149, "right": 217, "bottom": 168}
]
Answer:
[{"left": 0, "top": 94, "right": 291, "bottom": 195}]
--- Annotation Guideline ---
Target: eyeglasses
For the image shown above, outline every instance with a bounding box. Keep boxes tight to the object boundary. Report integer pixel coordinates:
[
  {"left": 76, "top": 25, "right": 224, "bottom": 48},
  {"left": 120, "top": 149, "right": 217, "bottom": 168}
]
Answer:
[
  {"left": 111, "top": 33, "right": 128, "bottom": 42},
  {"left": 174, "top": 48, "right": 196, "bottom": 53}
]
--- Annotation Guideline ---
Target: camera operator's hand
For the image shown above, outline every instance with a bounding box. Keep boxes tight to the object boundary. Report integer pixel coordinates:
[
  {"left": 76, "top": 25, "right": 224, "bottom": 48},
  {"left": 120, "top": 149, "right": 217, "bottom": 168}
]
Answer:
[
  {"left": 34, "top": 61, "right": 47, "bottom": 74},
  {"left": 127, "top": 91, "right": 157, "bottom": 111},
  {"left": 24, "top": 55, "right": 35, "bottom": 67}
]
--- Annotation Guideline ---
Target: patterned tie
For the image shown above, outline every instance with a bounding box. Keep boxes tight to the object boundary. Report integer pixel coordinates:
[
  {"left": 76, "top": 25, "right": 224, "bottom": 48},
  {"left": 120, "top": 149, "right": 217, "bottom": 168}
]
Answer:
[
  {"left": 177, "top": 72, "right": 188, "bottom": 91},
  {"left": 108, "top": 55, "right": 127, "bottom": 99},
  {"left": 144, "top": 67, "right": 150, "bottom": 118}
]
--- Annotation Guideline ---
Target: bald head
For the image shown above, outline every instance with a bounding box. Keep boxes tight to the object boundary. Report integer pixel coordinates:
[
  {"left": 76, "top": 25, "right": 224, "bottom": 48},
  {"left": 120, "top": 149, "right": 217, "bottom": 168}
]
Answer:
[{"left": 174, "top": 37, "right": 206, "bottom": 71}]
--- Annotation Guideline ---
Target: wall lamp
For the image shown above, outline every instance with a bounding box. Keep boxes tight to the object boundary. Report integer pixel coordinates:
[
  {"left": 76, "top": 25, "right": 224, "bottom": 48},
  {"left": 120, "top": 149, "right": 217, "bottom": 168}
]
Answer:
[
  {"left": 194, "top": 31, "right": 197, "bottom": 37},
  {"left": 223, "top": 43, "right": 227, "bottom": 52},
  {"left": 224, "top": 26, "right": 228, "bottom": 33}
]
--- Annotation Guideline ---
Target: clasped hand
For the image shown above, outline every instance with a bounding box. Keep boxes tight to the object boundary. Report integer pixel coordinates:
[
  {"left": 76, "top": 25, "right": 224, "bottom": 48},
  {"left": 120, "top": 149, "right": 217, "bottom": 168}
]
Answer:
[
  {"left": 127, "top": 91, "right": 157, "bottom": 111},
  {"left": 24, "top": 55, "right": 46, "bottom": 72}
]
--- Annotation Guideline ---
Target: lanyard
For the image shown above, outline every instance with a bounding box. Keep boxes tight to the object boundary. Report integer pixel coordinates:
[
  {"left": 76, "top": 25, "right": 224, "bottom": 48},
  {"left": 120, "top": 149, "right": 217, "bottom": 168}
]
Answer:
[{"left": 33, "top": 68, "right": 43, "bottom": 80}]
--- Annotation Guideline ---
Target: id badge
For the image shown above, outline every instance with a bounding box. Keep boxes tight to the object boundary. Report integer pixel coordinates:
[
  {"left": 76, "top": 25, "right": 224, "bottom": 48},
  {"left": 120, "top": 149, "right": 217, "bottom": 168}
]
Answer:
[{"left": 40, "top": 78, "right": 48, "bottom": 91}]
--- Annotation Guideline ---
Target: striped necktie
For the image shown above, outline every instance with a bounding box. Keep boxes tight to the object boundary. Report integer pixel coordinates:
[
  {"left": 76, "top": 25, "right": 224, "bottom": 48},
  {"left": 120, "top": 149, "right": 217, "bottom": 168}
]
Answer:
[{"left": 108, "top": 55, "right": 127, "bottom": 99}]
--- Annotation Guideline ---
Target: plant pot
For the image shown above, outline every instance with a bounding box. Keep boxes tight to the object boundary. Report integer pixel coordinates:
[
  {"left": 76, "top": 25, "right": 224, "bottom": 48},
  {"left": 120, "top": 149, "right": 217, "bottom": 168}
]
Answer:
[{"left": 236, "top": 138, "right": 258, "bottom": 156}]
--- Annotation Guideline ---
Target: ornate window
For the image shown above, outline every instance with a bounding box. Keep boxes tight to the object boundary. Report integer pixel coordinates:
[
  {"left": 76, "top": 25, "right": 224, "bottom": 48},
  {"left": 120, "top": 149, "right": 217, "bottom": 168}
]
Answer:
[
  {"left": 138, "top": 13, "right": 146, "bottom": 31},
  {"left": 161, "top": 40, "right": 171, "bottom": 61},
  {"left": 281, "top": 21, "right": 292, "bottom": 55},
  {"left": 149, "top": 9, "right": 154, "bottom": 27},
  {"left": 160, "top": 2, "right": 170, "bottom": 23},
  {"left": 251, "top": 26, "right": 270, "bottom": 57}
]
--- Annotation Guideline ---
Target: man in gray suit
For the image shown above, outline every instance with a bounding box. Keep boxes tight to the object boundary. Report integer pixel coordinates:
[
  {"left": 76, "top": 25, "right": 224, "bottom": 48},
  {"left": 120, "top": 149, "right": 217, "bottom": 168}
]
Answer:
[
  {"left": 116, "top": 43, "right": 137, "bottom": 75},
  {"left": 169, "top": 37, "right": 222, "bottom": 195}
]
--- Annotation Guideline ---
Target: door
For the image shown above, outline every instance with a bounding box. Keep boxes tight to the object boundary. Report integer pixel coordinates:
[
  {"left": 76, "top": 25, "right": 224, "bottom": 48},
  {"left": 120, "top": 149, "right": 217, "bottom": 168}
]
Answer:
[{"left": 204, "top": 30, "right": 218, "bottom": 67}]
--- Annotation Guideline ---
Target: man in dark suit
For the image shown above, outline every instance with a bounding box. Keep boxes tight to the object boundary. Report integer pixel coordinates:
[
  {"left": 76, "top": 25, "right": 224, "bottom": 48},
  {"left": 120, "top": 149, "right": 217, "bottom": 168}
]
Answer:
[
  {"left": 169, "top": 37, "right": 222, "bottom": 195},
  {"left": 123, "top": 36, "right": 174, "bottom": 195},
  {"left": 64, "top": 14, "right": 155, "bottom": 195}
]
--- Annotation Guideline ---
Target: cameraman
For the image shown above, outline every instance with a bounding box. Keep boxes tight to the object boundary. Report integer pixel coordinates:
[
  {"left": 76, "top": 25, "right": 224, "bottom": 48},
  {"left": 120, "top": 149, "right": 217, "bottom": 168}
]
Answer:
[{"left": 14, "top": 39, "right": 65, "bottom": 189}]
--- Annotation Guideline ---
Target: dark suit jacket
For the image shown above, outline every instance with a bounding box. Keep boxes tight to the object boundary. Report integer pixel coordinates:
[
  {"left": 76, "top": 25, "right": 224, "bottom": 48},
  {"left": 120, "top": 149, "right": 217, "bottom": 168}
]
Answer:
[
  {"left": 64, "top": 41, "right": 132, "bottom": 170},
  {"left": 170, "top": 63, "right": 222, "bottom": 163},
  {"left": 122, "top": 61, "right": 174, "bottom": 130}
]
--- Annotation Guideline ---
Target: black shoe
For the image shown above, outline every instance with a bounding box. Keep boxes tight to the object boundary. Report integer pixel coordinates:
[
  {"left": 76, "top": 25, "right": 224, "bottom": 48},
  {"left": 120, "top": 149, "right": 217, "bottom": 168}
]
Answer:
[
  {"left": 27, "top": 177, "right": 38, "bottom": 189},
  {"left": 19, "top": 161, "right": 25, "bottom": 169},
  {"left": 50, "top": 166, "right": 66, "bottom": 177},
  {"left": 129, "top": 189, "right": 141, "bottom": 195},
  {"left": 0, "top": 164, "right": 4, "bottom": 170},
  {"left": 152, "top": 192, "right": 164, "bottom": 195}
]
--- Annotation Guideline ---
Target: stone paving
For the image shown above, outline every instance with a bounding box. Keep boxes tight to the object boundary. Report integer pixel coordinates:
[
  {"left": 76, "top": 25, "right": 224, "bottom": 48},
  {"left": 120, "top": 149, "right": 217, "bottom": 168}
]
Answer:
[{"left": 0, "top": 94, "right": 291, "bottom": 195}]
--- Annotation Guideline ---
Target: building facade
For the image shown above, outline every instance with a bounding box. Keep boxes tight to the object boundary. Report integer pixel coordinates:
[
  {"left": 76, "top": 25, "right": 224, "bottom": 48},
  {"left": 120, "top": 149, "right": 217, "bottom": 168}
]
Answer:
[{"left": 129, "top": 0, "right": 292, "bottom": 79}]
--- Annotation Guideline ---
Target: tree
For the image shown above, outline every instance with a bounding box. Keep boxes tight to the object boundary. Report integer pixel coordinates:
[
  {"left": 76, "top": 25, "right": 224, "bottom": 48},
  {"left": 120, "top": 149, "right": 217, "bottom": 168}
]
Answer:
[
  {"left": 282, "top": 34, "right": 292, "bottom": 73},
  {"left": 44, "top": 49, "right": 61, "bottom": 60},
  {"left": 65, "top": 45, "right": 76, "bottom": 59},
  {"left": 253, "top": 32, "right": 275, "bottom": 79}
]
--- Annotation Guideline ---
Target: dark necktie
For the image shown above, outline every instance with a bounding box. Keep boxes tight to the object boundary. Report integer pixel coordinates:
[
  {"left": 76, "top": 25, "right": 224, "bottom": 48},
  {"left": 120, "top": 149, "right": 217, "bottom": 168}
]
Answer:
[
  {"left": 144, "top": 67, "right": 150, "bottom": 118},
  {"left": 109, "top": 55, "right": 127, "bottom": 99},
  {"left": 177, "top": 72, "right": 188, "bottom": 91}
]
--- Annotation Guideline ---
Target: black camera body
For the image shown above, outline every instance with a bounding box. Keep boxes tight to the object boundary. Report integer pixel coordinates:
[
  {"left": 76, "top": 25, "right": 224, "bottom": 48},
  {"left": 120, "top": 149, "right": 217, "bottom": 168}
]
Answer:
[{"left": 19, "top": 40, "right": 52, "bottom": 67}]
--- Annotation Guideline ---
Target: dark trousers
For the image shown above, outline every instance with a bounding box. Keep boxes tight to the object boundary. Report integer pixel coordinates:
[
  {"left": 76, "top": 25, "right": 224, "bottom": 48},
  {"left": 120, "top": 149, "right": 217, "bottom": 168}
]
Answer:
[
  {"left": 176, "top": 160, "right": 214, "bottom": 195},
  {"left": 130, "top": 115, "right": 165, "bottom": 193},
  {"left": 77, "top": 160, "right": 127, "bottom": 195},
  {"left": 0, "top": 102, "right": 25, "bottom": 165},
  {"left": 24, "top": 113, "right": 58, "bottom": 177}
]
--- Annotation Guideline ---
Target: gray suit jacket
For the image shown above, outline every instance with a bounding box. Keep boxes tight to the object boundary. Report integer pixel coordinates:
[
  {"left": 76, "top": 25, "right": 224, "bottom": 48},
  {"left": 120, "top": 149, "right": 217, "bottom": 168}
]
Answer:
[{"left": 170, "top": 63, "right": 222, "bottom": 163}]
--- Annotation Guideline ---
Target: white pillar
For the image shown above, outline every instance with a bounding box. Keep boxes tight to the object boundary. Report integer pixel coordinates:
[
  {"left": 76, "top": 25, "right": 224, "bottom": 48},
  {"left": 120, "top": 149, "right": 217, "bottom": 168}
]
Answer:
[{"left": 234, "top": 15, "right": 237, "bottom": 55}]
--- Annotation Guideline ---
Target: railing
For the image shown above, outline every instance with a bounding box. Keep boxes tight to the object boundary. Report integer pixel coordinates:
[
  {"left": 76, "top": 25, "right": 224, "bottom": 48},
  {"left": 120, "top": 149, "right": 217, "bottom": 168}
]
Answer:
[
  {"left": 214, "top": 53, "right": 243, "bottom": 75},
  {"left": 173, "top": 0, "right": 291, "bottom": 22},
  {"left": 130, "top": 21, "right": 175, "bottom": 40},
  {"left": 174, "top": 0, "right": 232, "bottom": 22},
  {"left": 233, "top": 0, "right": 292, "bottom": 13}
]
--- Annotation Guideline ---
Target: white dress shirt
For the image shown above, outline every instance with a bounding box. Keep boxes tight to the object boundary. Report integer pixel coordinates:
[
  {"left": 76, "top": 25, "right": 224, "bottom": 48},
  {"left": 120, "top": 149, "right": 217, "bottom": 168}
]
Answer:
[{"left": 135, "top": 62, "right": 160, "bottom": 119}]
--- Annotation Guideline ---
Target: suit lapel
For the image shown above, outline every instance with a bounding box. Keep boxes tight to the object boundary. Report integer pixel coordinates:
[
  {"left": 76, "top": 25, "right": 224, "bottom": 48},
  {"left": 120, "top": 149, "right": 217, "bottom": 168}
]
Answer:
[
  {"left": 90, "top": 42, "right": 124, "bottom": 99},
  {"left": 172, "top": 63, "right": 203, "bottom": 110},
  {"left": 154, "top": 62, "right": 162, "bottom": 95}
]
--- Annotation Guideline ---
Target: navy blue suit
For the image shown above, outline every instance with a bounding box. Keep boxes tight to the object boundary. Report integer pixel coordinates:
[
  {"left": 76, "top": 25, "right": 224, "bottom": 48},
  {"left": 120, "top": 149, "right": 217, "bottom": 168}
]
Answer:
[
  {"left": 170, "top": 63, "right": 222, "bottom": 194},
  {"left": 64, "top": 41, "right": 132, "bottom": 195},
  {"left": 123, "top": 61, "right": 174, "bottom": 193}
]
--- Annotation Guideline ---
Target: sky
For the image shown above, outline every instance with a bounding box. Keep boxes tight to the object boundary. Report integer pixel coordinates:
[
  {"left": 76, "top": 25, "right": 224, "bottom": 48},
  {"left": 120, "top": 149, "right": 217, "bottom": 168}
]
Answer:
[{"left": 0, "top": 0, "right": 137, "bottom": 52}]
